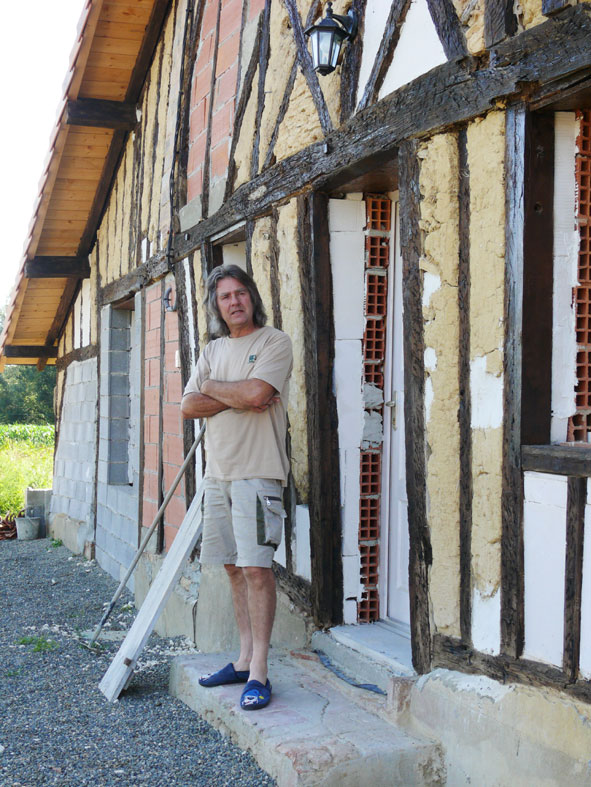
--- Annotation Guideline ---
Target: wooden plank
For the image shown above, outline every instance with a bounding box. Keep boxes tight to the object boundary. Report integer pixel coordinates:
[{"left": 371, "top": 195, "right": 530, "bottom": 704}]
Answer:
[
  {"left": 65, "top": 98, "right": 137, "bottom": 130},
  {"left": 78, "top": 82, "right": 128, "bottom": 101},
  {"left": 357, "top": 0, "right": 410, "bottom": 113},
  {"left": 125, "top": 0, "right": 171, "bottom": 102},
  {"left": 522, "top": 445, "right": 591, "bottom": 476},
  {"left": 426, "top": 0, "right": 468, "bottom": 59},
  {"left": 501, "top": 106, "right": 526, "bottom": 659},
  {"left": 91, "top": 35, "right": 144, "bottom": 56},
  {"left": 458, "top": 126, "right": 472, "bottom": 645},
  {"left": 300, "top": 192, "right": 343, "bottom": 626},
  {"left": 521, "top": 111, "right": 554, "bottom": 445},
  {"left": 563, "top": 477, "right": 587, "bottom": 681},
  {"left": 484, "top": 0, "right": 518, "bottom": 47},
  {"left": 175, "top": 4, "right": 591, "bottom": 263},
  {"left": 26, "top": 257, "right": 90, "bottom": 279},
  {"left": 86, "top": 50, "right": 138, "bottom": 71},
  {"left": 98, "top": 486, "right": 205, "bottom": 701},
  {"left": 399, "top": 140, "right": 432, "bottom": 673}
]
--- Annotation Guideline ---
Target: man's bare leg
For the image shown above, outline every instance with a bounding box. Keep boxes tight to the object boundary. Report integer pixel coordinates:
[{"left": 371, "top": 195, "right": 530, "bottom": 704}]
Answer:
[
  {"left": 225, "top": 564, "right": 253, "bottom": 672},
  {"left": 242, "top": 566, "right": 276, "bottom": 685}
]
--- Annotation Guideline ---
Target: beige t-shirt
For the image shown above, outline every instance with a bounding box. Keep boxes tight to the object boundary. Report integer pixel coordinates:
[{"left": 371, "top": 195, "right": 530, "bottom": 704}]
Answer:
[{"left": 183, "top": 326, "right": 293, "bottom": 484}]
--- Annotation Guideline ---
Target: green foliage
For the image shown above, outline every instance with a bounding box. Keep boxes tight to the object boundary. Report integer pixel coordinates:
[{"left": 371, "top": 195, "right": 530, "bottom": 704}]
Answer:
[
  {"left": 0, "top": 365, "right": 56, "bottom": 424},
  {"left": 0, "top": 424, "right": 54, "bottom": 448},
  {"left": 50, "top": 538, "right": 63, "bottom": 548},
  {"left": 18, "top": 635, "right": 58, "bottom": 653},
  {"left": 0, "top": 428, "right": 53, "bottom": 515}
]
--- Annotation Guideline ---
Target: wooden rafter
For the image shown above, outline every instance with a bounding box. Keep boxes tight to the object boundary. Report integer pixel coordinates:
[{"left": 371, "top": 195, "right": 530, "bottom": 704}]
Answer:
[
  {"left": 65, "top": 98, "right": 138, "bottom": 129},
  {"left": 25, "top": 257, "right": 90, "bottom": 279},
  {"left": 4, "top": 346, "right": 58, "bottom": 358}
]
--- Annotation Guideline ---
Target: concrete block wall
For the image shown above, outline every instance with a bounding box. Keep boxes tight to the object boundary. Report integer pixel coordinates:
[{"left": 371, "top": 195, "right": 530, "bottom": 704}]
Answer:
[
  {"left": 96, "top": 297, "right": 142, "bottom": 589},
  {"left": 50, "top": 358, "right": 98, "bottom": 528}
]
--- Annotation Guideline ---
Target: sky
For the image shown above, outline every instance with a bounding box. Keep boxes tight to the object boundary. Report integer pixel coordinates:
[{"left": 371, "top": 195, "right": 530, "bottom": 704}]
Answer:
[{"left": 0, "top": 1, "right": 86, "bottom": 309}]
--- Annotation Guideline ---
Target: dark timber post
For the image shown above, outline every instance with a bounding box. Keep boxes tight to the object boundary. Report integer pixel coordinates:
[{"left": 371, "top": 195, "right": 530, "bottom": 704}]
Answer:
[
  {"left": 399, "top": 140, "right": 432, "bottom": 673},
  {"left": 501, "top": 106, "right": 526, "bottom": 658},
  {"left": 300, "top": 192, "right": 343, "bottom": 627}
]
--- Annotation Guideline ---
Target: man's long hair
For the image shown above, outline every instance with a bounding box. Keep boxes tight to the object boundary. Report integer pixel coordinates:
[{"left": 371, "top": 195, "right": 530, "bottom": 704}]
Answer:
[{"left": 204, "top": 264, "right": 268, "bottom": 337}]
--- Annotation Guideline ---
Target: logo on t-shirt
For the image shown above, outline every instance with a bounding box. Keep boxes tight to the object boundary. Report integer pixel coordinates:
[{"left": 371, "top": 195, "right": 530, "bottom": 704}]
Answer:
[{"left": 248, "top": 354, "right": 257, "bottom": 363}]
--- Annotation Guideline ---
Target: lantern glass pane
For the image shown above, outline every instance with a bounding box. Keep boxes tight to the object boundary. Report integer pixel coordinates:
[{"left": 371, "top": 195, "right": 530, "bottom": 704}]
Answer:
[
  {"left": 330, "top": 36, "right": 342, "bottom": 68},
  {"left": 317, "top": 30, "right": 333, "bottom": 68}
]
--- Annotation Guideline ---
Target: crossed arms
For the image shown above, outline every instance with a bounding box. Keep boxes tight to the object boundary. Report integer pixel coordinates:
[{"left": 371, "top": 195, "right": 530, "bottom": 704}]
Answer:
[{"left": 181, "top": 378, "right": 279, "bottom": 420}]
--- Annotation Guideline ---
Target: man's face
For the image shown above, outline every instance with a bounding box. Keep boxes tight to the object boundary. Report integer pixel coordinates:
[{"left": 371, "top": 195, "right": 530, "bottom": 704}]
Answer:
[{"left": 216, "top": 276, "right": 255, "bottom": 336}]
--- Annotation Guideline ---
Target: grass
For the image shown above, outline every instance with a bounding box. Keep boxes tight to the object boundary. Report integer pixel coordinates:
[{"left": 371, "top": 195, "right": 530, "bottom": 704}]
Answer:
[
  {"left": 18, "top": 635, "right": 58, "bottom": 653},
  {"left": 0, "top": 425, "right": 54, "bottom": 516}
]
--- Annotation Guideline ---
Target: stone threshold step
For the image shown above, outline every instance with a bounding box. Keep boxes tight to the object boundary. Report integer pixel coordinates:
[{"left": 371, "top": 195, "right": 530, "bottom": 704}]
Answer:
[{"left": 169, "top": 650, "right": 444, "bottom": 787}]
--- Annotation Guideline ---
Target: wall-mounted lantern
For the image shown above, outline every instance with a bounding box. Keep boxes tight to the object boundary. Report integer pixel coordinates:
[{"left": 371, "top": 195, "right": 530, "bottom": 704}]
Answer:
[{"left": 304, "top": 2, "right": 357, "bottom": 76}]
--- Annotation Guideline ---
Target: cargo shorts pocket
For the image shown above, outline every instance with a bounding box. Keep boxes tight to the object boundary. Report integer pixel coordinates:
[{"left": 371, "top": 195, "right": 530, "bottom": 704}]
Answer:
[{"left": 256, "top": 491, "right": 285, "bottom": 549}]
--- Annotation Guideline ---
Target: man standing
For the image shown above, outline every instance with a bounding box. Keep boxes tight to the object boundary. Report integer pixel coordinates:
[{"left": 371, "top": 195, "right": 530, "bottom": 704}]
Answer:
[{"left": 181, "top": 264, "right": 292, "bottom": 711}]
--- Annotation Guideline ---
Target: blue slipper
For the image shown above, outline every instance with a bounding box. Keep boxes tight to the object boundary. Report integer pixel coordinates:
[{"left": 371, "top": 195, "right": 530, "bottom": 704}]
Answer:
[
  {"left": 199, "top": 662, "right": 250, "bottom": 687},
  {"left": 240, "top": 679, "right": 272, "bottom": 710}
]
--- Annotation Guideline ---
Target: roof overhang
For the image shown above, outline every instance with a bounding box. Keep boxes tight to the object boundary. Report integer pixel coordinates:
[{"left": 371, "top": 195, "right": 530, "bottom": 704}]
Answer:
[{"left": 0, "top": 0, "right": 171, "bottom": 371}]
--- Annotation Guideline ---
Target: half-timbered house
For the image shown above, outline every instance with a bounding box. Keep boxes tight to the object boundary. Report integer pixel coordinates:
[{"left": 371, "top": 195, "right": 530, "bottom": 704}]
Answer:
[{"left": 3, "top": 0, "right": 591, "bottom": 780}]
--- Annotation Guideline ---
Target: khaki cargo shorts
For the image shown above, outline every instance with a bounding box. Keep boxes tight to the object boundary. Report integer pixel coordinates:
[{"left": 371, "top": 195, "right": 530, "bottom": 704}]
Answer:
[{"left": 200, "top": 477, "right": 285, "bottom": 568}]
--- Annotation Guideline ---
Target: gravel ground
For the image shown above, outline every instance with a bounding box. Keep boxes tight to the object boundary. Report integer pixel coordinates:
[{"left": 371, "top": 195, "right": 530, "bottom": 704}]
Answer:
[{"left": 0, "top": 538, "right": 275, "bottom": 787}]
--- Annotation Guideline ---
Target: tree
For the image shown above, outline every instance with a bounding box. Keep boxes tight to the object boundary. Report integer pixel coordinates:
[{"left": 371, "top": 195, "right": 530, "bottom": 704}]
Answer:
[{"left": 0, "top": 303, "right": 56, "bottom": 424}]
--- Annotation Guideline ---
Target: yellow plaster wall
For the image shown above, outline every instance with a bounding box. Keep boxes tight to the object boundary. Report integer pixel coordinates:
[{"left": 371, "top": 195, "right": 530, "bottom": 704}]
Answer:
[
  {"left": 467, "top": 111, "right": 506, "bottom": 599},
  {"left": 418, "top": 132, "right": 461, "bottom": 637},
  {"left": 452, "top": 0, "right": 485, "bottom": 54},
  {"left": 275, "top": 199, "right": 308, "bottom": 499},
  {"left": 516, "top": 0, "right": 545, "bottom": 29},
  {"left": 250, "top": 217, "right": 275, "bottom": 322},
  {"left": 274, "top": 69, "right": 324, "bottom": 163}
]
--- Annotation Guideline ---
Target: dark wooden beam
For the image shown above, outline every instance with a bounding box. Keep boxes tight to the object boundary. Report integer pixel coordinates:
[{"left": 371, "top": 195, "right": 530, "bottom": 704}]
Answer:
[
  {"left": 357, "top": 0, "right": 411, "bottom": 113},
  {"left": 501, "top": 106, "right": 526, "bottom": 659},
  {"left": 65, "top": 99, "right": 137, "bottom": 130},
  {"left": 521, "top": 112, "right": 554, "bottom": 445},
  {"left": 426, "top": 0, "right": 468, "bottom": 59},
  {"left": 563, "top": 477, "right": 587, "bottom": 681},
  {"left": 399, "top": 139, "right": 431, "bottom": 674},
  {"left": 224, "top": 14, "right": 263, "bottom": 200},
  {"left": 25, "top": 256, "right": 90, "bottom": 279},
  {"left": 174, "top": 4, "right": 591, "bottom": 263},
  {"left": 542, "top": 0, "right": 573, "bottom": 17},
  {"left": 301, "top": 192, "right": 343, "bottom": 627},
  {"left": 54, "top": 344, "right": 98, "bottom": 371},
  {"left": 201, "top": 0, "right": 222, "bottom": 219},
  {"left": 100, "top": 253, "right": 169, "bottom": 306},
  {"left": 250, "top": 0, "right": 272, "bottom": 179},
  {"left": 284, "top": 0, "right": 333, "bottom": 135},
  {"left": 432, "top": 633, "right": 591, "bottom": 700},
  {"left": 458, "top": 126, "right": 472, "bottom": 646},
  {"left": 485, "top": 0, "right": 517, "bottom": 47},
  {"left": 126, "top": 0, "right": 173, "bottom": 103},
  {"left": 522, "top": 445, "right": 591, "bottom": 477},
  {"left": 339, "top": 0, "right": 367, "bottom": 122},
  {"left": 4, "top": 345, "right": 58, "bottom": 358}
]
